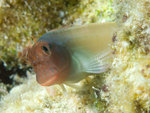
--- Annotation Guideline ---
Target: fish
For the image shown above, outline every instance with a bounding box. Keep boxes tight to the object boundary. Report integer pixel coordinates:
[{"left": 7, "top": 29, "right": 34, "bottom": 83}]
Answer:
[{"left": 27, "top": 23, "right": 118, "bottom": 87}]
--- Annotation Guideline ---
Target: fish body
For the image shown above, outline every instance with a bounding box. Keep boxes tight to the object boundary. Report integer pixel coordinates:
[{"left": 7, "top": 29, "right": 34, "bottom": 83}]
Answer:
[{"left": 27, "top": 23, "right": 117, "bottom": 86}]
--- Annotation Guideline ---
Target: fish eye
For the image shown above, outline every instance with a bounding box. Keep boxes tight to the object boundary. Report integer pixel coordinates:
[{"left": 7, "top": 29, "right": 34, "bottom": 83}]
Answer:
[{"left": 41, "top": 46, "right": 49, "bottom": 54}]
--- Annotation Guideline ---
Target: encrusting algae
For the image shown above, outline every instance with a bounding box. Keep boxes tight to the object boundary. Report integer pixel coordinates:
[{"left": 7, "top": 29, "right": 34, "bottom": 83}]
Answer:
[
  {"left": 0, "top": 0, "right": 150, "bottom": 113},
  {"left": 0, "top": 73, "right": 98, "bottom": 113},
  {"left": 104, "top": 0, "right": 150, "bottom": 112}
]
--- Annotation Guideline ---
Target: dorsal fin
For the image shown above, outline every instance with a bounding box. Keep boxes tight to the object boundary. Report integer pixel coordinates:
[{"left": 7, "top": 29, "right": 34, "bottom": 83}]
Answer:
[{"left": 38, "top": 22, "right": 118, "bottom": 55}]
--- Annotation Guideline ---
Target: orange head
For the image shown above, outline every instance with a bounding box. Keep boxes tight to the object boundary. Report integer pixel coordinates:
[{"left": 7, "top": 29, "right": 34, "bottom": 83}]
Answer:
[{"left": 27, "top": 41, "right": 71, "bottom": 86}]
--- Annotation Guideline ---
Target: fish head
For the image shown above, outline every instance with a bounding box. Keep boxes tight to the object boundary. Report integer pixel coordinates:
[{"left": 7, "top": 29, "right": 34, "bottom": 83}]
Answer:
[{"left": 27, "top": 41, "right": 71, "bottom": 86}]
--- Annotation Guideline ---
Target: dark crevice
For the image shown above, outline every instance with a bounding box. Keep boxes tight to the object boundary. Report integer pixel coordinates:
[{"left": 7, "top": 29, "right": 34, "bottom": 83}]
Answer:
[{"left": 0, "top": 62, "right": 30, "bottom": 85}]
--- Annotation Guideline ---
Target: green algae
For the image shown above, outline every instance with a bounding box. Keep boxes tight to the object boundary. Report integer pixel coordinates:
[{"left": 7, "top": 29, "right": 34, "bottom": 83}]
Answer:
[{"left": 0, "top": 0, "right": 77, "bottom": 69}]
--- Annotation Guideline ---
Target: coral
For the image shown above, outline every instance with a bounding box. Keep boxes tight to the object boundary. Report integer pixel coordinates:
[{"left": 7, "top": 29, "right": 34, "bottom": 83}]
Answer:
[
  {"left": 103, "top": 0, "right": 150, "bottom": 112},
  {"left": 0, "top": 83, "right": 8, "bottom": 100},
  {"left": 0, "top": 72, "right": 100, "bottom": 113},
  {"left": 0, "top": 0, "right": 77, "bottom": 69}
]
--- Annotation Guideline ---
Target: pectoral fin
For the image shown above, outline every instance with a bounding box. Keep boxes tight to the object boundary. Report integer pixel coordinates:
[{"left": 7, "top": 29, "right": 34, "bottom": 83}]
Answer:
[{"left": 83, "top": 50, "right": 113, "bottom": 74}]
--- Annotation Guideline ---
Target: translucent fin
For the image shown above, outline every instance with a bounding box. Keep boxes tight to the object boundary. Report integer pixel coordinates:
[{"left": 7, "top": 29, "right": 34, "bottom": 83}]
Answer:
[
  {"left": 64, "top": 82, "right": 80, "bottom": 89},
  {"left": 63, "top": 23, "right": 118, "bottom": 54},
  {"left": 38, "top": 23, "right": 118, "bottom": 55},
  {"left": 59, "top": 84, "right": 66, "bottom": 92},
  {"left": 83, "top": 50, "right": 112, "bottom": 74},
  {"left": 46, "top": 87, "right": 56, "bottom": 96}
]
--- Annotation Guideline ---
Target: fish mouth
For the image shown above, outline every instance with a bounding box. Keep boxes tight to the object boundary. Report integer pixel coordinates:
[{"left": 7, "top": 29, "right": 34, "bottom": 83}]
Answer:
[
  {"left": 33, "top": 63, "right": 60, "bottom": 86},
  {"left": 38, "top": 74, "right": 59, "bottom": 86}
]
